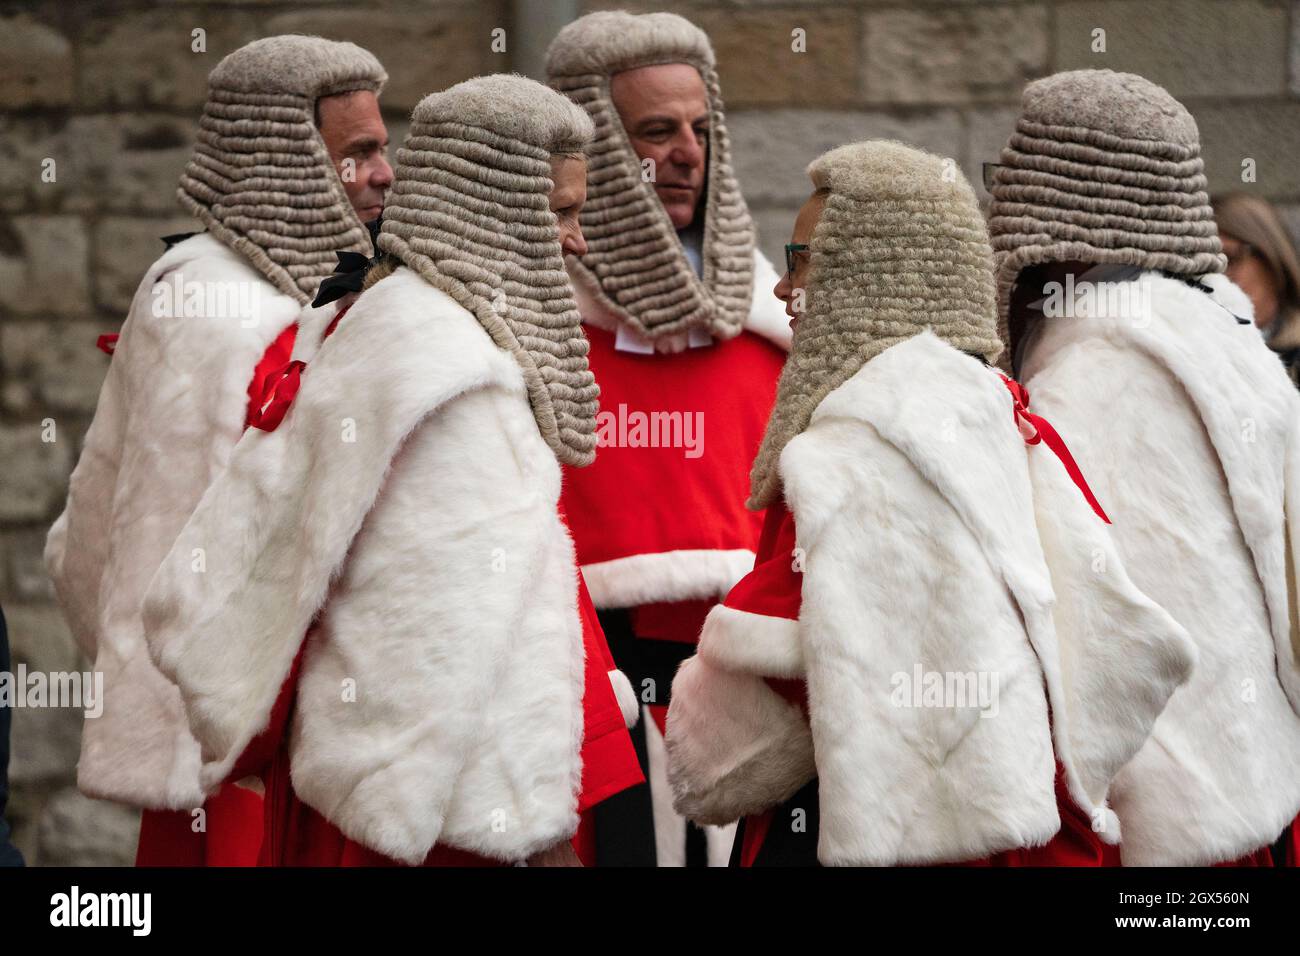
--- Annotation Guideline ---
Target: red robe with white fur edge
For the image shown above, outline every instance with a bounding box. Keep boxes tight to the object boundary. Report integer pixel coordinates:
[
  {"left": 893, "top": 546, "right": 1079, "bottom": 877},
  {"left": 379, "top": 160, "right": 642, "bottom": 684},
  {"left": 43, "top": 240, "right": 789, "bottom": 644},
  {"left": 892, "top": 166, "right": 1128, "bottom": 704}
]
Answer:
[
  {"left": 569, "top": 564, "right": 645, "bottom": 865},
  {"left": 142, "top": 266, "right": 597, "bottom": 865},
  {"left": 559, "top": 251, "right": 790, "bottom": 861},
  {"left": 249, "top": 320, "right": 640, "bottom": 865},
  {"left": 142, "top": 303, "right": 640, "bottom": 866},
  {"left": 562, "top": 251, "right": 791, "bottom": 618},
  {"left": 665, "top": 331, "right": 1196, "bottom": 866},
  {"left": 40, "top": 232, "right": 338, "bottom": 864},
  {"left": 1019, "top": 271, "right": 1300, "bottom": 866}
]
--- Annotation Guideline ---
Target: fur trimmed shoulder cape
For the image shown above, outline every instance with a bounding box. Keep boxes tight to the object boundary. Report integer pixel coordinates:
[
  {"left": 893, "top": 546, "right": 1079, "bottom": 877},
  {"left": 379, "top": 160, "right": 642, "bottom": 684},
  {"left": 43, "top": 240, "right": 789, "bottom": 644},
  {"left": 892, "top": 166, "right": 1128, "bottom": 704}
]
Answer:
[
  {"left": 667, "top": 331, "right": 1194, "bottom": 865},
  {"left": 142, "top": 266, "right": 586, "bottom": 864},
  {"left": 1020, "top": 271, "right": 1300, "bottom": 865},
  {"left": 45, "top": 233, "right": 327, "bottom": 810}
]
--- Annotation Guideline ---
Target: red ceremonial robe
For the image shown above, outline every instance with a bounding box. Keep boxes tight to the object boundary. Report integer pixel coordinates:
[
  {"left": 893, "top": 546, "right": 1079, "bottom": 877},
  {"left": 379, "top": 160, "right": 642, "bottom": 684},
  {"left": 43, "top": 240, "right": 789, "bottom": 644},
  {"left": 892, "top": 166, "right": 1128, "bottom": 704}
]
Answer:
[
  {"left": 138, "top": 305, "right": 641, "bottom": 867},
  {"left": 728, "top": 501, "right": 1115, "bottom": 868},
  {"left": 666, "top": 334, "right": 1195, "bottom": 867},
  {"left": 561, "top": 324, "right": 786, "bottom": 619},
  {"left": 558, "top": 312, "right": 787, "bottom": 863}
]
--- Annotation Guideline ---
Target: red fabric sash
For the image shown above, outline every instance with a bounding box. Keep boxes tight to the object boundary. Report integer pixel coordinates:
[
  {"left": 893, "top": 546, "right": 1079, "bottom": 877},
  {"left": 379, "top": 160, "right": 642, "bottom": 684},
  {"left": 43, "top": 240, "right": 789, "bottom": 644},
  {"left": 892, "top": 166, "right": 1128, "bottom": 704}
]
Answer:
[
  {"left": 1001, "top": 375, "right": 1111, "bottom": 524},
  {"left": 247, "top": 306, "right": 350, "bottom": 433},
  {"left": 247, "top": 360, "right": 305, "bottom": 433}
]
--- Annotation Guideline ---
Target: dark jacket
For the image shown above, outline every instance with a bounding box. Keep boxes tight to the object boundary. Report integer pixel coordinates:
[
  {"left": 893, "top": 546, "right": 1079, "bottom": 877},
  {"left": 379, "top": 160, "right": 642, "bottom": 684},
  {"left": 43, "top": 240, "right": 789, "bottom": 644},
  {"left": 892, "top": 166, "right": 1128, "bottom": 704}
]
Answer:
[{"left": 0, "top": 606, "right": 25, "bottom": 865}]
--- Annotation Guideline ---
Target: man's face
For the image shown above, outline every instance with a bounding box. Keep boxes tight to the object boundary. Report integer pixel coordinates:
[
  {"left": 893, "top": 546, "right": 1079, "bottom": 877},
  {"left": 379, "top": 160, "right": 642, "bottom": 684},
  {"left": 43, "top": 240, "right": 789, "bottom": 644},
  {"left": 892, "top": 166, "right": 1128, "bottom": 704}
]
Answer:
[
  {"left": 774, "top": 191, "right": 825, "bottom": 331},
  {"left": 550, "top": 155, "right": 589, "bottom": 258},
  {"left": 609, "top": 63, "right": 709, "bottom": 230},
  {"left": 317, "top": 90, "right": 393, "bottom": 224}
]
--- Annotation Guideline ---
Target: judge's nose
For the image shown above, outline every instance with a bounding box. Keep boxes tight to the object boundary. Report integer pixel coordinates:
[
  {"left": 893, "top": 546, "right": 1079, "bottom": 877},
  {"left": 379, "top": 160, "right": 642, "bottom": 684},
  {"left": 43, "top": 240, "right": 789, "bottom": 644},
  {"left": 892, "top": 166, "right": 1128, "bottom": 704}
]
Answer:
[
  {"left": 669, "top": 130, "right": 705, "bottom": 171},
  {"left": 774, "top": 272, "right": 792, "bottom": 303},
  {"left": 562, "top": 224, "right": 588, "bottom": 258},
  {"left": 373, "top": 154, "right": 394, "bottom": 189}
]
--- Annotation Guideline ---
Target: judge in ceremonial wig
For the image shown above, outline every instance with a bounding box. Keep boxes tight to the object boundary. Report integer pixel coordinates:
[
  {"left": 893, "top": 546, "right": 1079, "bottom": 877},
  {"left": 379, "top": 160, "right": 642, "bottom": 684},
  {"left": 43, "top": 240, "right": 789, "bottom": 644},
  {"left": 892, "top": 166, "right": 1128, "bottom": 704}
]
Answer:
[
  {"left": 45, "top": 34, "right": 391, "bottom": 866},
  {"left": 667, "top": 141, "right": 1193, "bottom": 867},
  {"left": 141, "top": 74, "right": 635, "bottom": 866},
  {"left": 990, "top": 70, "right": 1300, "bottom": 866},
  {"left": 547, "top": 8, "right": 792, "bottom": 868}
]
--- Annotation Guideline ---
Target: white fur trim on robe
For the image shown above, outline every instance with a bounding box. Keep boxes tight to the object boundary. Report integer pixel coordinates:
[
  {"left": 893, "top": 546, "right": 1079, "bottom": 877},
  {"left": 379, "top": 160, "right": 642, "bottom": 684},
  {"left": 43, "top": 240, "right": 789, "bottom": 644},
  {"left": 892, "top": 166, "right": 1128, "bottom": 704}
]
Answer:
[
  {"left": 1024, "top": 417, "right": 1195, "bottom": 844},
  {"left": 667, "top": 651, "right": 816, "bottom": 827},
  {"left": 1022, "top": 270, "right": 1300, "bottom": 865},
  {"left": 142, "top": 267, "right": 585, "bottom": 864},
  {"left": 697, "top": 602, "right": 803, "bottom": 679},
  {"left": 609, "top": 668, "right": 640, "bottom": 729},
  {"left": 785, "top": 336, "right": 1058, "bottom": 865},
  {"left": 669, "top": 332, "right": 1191, "bottom": 864},
  {"left": 43, "top": 233, "right": 324, "bottom": 810},
  {"left": 667, "top": 593, "right": 813, "bottom": 823},
  {"left": 571, "top": 248, "right": 792, "bottom": 353},
  {"left": 580, "top": 548, "right": 757, "bottom": 610}
]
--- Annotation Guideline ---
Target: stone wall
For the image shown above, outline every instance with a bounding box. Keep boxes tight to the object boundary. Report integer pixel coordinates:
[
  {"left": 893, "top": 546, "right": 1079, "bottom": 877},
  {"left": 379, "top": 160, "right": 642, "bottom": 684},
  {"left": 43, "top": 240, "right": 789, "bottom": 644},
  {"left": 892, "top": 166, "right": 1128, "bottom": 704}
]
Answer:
[
  {"left": 1, "top": 0, "right": 1298, "bottom": 865},
  {"left": 579, "top": 0, "right": 1300, "bottom": 265},
  {"left": 0, "top": 0, "right": 512, "bottom": 866}
]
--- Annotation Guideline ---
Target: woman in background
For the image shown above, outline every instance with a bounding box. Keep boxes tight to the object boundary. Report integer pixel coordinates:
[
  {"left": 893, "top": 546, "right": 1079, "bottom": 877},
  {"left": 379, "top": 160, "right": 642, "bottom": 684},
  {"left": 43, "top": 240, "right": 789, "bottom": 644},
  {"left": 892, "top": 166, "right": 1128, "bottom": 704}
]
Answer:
[{"left": 1214, "top": 193, "right": 1300, "bottom": 384}]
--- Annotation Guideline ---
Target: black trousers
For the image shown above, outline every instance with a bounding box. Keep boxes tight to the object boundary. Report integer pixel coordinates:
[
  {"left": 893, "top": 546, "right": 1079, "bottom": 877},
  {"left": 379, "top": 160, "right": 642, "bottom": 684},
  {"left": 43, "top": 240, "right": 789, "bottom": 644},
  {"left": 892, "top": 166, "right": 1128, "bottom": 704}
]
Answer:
[
  {"left": 730, "top": 778, "right": 821, "bottom": 867},
  {"left": 590, "top": 607, "right": 711, "bottom": 867}
]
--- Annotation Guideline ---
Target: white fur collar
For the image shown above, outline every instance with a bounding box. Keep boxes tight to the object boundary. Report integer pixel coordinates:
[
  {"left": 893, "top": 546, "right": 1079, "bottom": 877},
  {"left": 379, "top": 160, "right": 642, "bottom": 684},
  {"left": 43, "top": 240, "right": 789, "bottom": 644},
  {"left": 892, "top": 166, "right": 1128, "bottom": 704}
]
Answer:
[
  {"left": 45, "top": 232, "right": 312, "bottom": 811},
  {"left": 143, "top": 267, "right": 525, "bottom": 788},
  {"left": 1018, "top": 270, "right": 1300, "bottom": 862},
  {"left": 664, "top": 333, "right": 1191, "bottom": 859},
  {"left": 795, "top": 333, "right": 1051, "bottom": 596},
  {"left": 143, "top": 266, "right": 591, "bottom": 863},
  {"left": 783, "top": 332, "right": 1189, "bottom": 857},
  {"left": 1022, "top": 270, "right": 1300, "bottom": 710}
]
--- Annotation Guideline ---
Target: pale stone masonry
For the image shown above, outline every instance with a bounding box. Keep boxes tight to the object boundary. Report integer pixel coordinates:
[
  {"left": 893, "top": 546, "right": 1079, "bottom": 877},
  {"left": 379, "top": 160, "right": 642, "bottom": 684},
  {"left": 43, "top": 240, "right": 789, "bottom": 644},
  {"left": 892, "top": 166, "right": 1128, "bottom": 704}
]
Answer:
[{"left": 1, "top": 0, "right": 1298, "bottom": 865}]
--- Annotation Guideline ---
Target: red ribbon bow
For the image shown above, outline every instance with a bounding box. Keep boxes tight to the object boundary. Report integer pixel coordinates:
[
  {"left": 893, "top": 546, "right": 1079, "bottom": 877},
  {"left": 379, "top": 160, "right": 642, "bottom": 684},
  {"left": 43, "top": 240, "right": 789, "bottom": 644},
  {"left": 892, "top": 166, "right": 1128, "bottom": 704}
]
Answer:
[
  {"left": 1001, "top": 375, "right": 1111, "bottom": 524},
  {"left": 247, "top": 359, "right": 306, "bottom": 432},
  {"left": 244, "top": 303, "right": 352, "bottom": 433},
  {"left": 96, "top": 333, "right": 119, "bottom": 356}
]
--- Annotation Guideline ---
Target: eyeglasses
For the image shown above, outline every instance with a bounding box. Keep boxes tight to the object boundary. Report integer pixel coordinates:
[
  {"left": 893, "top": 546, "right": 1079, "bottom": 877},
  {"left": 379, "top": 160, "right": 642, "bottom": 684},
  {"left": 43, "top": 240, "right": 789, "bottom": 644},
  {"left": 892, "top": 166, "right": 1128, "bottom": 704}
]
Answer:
[
  {"left": 785, "top": 243, "right": 810, "bottom": 276},
  {"left": 982, "top": 162, "right": 1007, "bottom": 192}
]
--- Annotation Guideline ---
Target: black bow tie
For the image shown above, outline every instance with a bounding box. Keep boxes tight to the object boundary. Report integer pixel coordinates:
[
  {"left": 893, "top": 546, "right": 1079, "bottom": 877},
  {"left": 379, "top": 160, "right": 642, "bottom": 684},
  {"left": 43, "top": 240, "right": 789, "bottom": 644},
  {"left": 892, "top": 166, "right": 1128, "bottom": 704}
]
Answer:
[{"left": 312, "top": 217, "right": 383, "bottom": 308}]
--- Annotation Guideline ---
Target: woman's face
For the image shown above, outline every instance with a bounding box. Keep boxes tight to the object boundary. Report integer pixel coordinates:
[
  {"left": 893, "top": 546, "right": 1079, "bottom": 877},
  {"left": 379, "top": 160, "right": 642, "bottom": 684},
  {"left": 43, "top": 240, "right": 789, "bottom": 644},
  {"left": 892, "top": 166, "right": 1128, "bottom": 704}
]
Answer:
[
  {"left": 774, "top": 191, "right": 826, "bottom": 331},
  {"left": 1221, "top": 231, "right": 1281, "bottom": 331}
]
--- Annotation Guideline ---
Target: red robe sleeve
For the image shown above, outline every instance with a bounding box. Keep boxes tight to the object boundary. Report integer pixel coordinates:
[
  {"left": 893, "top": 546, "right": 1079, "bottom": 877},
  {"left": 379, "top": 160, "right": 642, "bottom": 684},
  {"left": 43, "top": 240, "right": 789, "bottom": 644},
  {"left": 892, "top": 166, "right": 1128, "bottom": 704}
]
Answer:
[
  {"left": 138, "top": 321, "right": 304, "bottom": 867},
  {"left": 575, "top": 570, "right": 644, "bottom": 812},
  {"left": 713, "top": 502, "right": 807, "bottom": 713}
]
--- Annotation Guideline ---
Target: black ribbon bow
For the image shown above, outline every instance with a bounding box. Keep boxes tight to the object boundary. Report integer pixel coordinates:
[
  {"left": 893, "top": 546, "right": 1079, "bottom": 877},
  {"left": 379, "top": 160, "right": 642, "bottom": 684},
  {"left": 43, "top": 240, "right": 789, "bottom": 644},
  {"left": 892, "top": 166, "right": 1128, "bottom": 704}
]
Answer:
[
  {"left": 312, "top": 217, "right": 383, "bottom": 308},
  {"left": 160, "top": 231, "right": 199, "bottom": 250},
  {"left": 1165, "top": 271, "right": 1251, "bottom": 326}
]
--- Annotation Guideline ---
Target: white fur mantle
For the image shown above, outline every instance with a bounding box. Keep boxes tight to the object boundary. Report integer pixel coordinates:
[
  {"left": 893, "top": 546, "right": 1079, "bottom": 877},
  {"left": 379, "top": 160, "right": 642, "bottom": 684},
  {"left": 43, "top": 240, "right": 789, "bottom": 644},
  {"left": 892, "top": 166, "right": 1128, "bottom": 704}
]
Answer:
[
  {"left": 1021, "top": 270, "right": 1300, "bottom": 865},
  {"left": 142, "top": 267, "right": 586, "bottom": 864},
  {"left": 668, "top": 331, "right": 1193, "bottom": 865},
  {"left": 44, "top": 233, "right": 322, "bottom": 810}
]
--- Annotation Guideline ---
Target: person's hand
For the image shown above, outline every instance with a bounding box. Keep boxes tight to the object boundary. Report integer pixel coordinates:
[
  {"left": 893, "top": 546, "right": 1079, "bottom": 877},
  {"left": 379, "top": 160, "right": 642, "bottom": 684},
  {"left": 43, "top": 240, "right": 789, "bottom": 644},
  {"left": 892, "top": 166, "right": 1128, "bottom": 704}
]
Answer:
[{"left": 524, "top": 840, "right": 583, "bottom": 867}]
